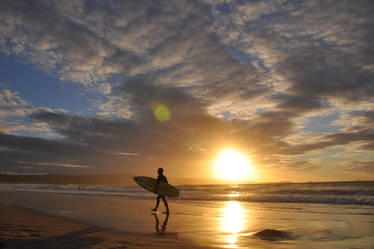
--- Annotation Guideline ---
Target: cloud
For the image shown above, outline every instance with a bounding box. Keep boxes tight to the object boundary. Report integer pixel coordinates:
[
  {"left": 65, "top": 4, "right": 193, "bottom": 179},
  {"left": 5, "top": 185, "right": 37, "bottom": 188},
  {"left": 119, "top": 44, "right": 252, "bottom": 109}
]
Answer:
[
  {"left": 207, "top": 0, "right": 374, "bottom": 108},
  {"left": 273, "top": 94, "right": 329, "bottom": 113},
  {"left": 117, "top": 77, "right": 207, "bottom": 121},
  {"left": 0, "top": 120, "right": 50, "bottom": 134},
  {"left": 0, "top": 132, "right": 99, "bottom": 172},
  {"left": 0, "top": 0, "right": 108, "bottom": 85},
  {"left": 0, "top": 89, "right": 30, "bottom": 116},
  {"left": 0, "top": 0, "right": 269, "bottom": 117},
  {"left": 336, "top": 110, "right": 374, "bottom": 129},
  {"left": 340, "top": 161, "right": 374, "bottom": 173},
  {"left": 276, "top": 48, "right": 374, "bottom": 102},
  {"left": 0, "top": 0, "right": 373, "bottom": 178},
  {"left": 0, "top": 88, "right": 55, "bottom": 135},
  {"left": 1, "top": 98, "right": 373, "bottom": 176}
]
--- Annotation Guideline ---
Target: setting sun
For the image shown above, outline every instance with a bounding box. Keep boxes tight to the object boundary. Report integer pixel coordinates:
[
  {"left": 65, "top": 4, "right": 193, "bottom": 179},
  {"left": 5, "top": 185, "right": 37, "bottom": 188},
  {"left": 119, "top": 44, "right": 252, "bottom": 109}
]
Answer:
[{"left": 213, "top": 148, "right": 256, "bottom": 181}]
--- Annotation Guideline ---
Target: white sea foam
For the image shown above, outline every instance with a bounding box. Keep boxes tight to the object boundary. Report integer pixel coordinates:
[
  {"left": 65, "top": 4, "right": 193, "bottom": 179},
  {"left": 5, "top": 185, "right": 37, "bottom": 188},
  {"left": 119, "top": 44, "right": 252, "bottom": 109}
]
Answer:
[{"left": 1, "top": 181, "right": 373, "bottom": 206}]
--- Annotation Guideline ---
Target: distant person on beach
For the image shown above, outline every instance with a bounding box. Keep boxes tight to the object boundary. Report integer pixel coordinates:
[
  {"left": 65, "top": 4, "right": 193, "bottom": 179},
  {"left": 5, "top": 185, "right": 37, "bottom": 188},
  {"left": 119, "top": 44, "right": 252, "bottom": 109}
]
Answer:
[{"left": 152, "top": 168, "right": 169, "bottom": 214}]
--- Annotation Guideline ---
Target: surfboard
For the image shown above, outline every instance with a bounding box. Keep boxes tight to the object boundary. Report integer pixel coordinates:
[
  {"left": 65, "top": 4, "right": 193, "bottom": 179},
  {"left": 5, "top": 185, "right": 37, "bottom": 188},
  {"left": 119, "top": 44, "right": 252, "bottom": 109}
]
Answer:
[{"left": 133, "top": 176, "right": 179, "bottom": 197}]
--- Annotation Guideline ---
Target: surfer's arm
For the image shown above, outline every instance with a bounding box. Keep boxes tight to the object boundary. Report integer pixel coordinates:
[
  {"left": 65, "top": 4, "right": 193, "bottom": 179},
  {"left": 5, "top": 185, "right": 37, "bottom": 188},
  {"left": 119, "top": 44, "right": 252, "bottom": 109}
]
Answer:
[{"left": 154, "top": 177, "right": 160, "bottom": 193}]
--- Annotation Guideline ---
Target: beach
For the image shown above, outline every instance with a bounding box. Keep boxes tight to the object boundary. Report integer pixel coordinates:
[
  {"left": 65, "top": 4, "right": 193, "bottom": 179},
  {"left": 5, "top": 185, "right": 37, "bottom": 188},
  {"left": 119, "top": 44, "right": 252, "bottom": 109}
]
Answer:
[
  {"left": 0, "top": 204, "right": 132, "bottom": 249},
  {"left": 1, "top": 183, "right": 374, "bottom": 248},
  {"left": 1, "top": 1, "right": 374, "bottom": 247},
  {"left": 0, "top": 203, "right": 219, "bottom": 249},
  {"left": 0, "top": 196, "right": 210, "bottom": 249}
]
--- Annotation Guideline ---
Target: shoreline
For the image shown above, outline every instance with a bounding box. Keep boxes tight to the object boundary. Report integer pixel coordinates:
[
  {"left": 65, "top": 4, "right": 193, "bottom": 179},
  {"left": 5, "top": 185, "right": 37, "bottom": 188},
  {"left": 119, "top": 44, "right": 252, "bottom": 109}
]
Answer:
[
  {"left": 0, "top": 204, "right": 211, "bottom": 249},
  {"left": 1, "top": 190, "right": 373, "bottom": 249}
]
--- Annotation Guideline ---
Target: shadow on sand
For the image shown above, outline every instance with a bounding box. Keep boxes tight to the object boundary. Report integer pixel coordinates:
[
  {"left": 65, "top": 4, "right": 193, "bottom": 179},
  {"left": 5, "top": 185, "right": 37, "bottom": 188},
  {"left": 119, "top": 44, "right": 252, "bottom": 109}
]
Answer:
[{"left": 0, "top": 226, "right": 128, "bottom": 249}]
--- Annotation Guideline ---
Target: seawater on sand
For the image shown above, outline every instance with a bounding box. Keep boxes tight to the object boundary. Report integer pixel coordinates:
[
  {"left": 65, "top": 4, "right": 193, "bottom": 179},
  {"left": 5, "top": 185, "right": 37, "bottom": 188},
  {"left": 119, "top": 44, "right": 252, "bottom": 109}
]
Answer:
[
  {"left": 0, "top": 205, "right": 128, "bottom": 249},
  {"left": 1, "top": 189, "right": 374, "bottom": 249}
]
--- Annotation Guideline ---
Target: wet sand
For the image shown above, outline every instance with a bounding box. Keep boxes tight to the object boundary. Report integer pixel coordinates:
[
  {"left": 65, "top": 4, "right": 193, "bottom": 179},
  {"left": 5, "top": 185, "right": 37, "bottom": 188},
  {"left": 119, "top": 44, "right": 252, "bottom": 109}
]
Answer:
[
  {"left": 0, "top": 204, "right": 211, "bottom": 249},
  {"left": 1, "top": 190, "right": 374, "bottom": 249},
  {"left": 0, "top": 204, "right": 129, "bottom": 249}
]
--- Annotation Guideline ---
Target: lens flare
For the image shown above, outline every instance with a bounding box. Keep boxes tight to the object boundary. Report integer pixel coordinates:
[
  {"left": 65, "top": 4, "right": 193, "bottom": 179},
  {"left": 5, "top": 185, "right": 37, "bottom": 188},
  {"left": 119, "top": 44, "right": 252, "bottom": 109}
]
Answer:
[{"left": 151, "top": 103, "right": 171, "bottom": 122}]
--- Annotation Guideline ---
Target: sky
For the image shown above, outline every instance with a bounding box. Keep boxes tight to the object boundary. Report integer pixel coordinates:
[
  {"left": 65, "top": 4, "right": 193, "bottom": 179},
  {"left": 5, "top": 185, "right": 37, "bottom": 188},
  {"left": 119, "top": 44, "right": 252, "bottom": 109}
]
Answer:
[{"left": 0, "top": 0, "right": 373, "bottom": 182}]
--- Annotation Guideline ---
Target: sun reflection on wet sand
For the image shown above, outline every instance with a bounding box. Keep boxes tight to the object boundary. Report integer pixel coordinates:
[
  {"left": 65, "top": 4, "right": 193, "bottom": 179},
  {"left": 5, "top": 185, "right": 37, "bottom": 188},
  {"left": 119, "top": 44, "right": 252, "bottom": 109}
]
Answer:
[{"left": 220, "top": 201, "right": 247, "bottom": 248}]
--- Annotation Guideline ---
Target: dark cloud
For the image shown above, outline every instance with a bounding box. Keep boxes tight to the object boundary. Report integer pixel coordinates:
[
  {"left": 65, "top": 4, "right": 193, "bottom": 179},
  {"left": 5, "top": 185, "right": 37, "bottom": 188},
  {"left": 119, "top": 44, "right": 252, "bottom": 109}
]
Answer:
[
  {"left": 2, "top": 101, "right": 373, "bottom": 175},
  {"left": 274, "top": 129, "right": 374, "bottom": 156},
  {"left": 9, "top": 74, "right": 373, "bottom": 175},
  {"left": 117, "top": 76, "right": 207, "bottom": 121},
  {"left": 30, "top": 111, "right": 142, "bottom": 151},
  {"left": 0, "top": 132, "right": 103, "bottom": 173},
  {"left": 22, "top": 81, "right": 225, "bottom": 175},
  {"left": 276, "top": 48, "right": 374, "bottom": 102},
  {"left": 273, "top": 94, "right": 329, "bottom": 113},
  {"left": 246, "top": 111, "right": 296, "bottom": 139}
]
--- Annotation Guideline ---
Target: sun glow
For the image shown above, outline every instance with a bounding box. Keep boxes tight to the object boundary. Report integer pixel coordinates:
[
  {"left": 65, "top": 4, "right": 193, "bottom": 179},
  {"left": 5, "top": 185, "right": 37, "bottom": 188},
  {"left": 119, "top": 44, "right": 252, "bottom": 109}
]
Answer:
[{"left": 214, "top": 148, "right": 255, "bottom": 181}]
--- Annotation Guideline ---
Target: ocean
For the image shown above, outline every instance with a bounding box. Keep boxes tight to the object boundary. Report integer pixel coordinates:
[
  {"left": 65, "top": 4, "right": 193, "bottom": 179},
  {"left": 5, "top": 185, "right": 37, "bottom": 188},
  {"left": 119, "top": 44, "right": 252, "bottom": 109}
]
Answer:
[{"left": 1, "top": 181, "right": 373, "bottom": 206}]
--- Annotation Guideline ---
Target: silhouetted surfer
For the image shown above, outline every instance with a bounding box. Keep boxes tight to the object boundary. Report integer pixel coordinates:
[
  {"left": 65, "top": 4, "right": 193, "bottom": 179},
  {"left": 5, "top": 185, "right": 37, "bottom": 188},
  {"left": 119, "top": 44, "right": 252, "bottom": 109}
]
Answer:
[{"left": 152, "top": 168, "right": 169, "bottom": 214}]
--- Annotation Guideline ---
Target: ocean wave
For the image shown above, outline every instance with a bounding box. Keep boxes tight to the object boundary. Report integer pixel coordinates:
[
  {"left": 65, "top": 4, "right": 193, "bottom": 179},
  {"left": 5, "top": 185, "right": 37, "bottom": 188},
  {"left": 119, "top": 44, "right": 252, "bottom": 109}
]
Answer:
[
  {"left": 179, "top": 193, "right": 374, "bottom": 206},
  {"left": 1, "top": 182, "right": 373, "bottom": 206}
]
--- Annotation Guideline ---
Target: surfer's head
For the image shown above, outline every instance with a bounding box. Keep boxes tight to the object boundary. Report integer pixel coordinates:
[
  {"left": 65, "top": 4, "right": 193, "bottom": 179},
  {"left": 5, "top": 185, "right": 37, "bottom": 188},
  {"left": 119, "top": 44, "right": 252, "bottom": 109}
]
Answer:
[{"left": 158, "top": 168, "right": 164, "bottom": 175}]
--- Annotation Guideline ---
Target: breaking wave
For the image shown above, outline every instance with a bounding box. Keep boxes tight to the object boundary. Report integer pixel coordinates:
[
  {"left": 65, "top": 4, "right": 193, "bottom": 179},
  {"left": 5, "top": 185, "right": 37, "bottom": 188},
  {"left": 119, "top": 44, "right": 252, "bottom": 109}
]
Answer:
[{"left": 1, "top": 181, "right": 373, "bottom": 206}]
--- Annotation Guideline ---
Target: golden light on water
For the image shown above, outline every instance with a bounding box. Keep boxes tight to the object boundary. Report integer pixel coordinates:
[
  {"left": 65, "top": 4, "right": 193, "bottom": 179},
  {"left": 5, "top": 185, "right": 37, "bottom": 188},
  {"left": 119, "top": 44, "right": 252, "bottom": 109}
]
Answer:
[
  {"left": 220, "top": 201, "right": 246, "bottom": 248},
  {"left": 213, "top": 148, "right": 256, "bottom": 181}
]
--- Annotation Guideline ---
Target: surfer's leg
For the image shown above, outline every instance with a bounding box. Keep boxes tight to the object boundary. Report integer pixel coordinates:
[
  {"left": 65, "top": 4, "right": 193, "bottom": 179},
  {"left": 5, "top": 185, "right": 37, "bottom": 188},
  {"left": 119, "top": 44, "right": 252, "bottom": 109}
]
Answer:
[
  {"left": 161, "top": 196, "right": 169, "bottom": 214},
  {"left": 153, "top": 196, "right": 160, "bottom": 211}
]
